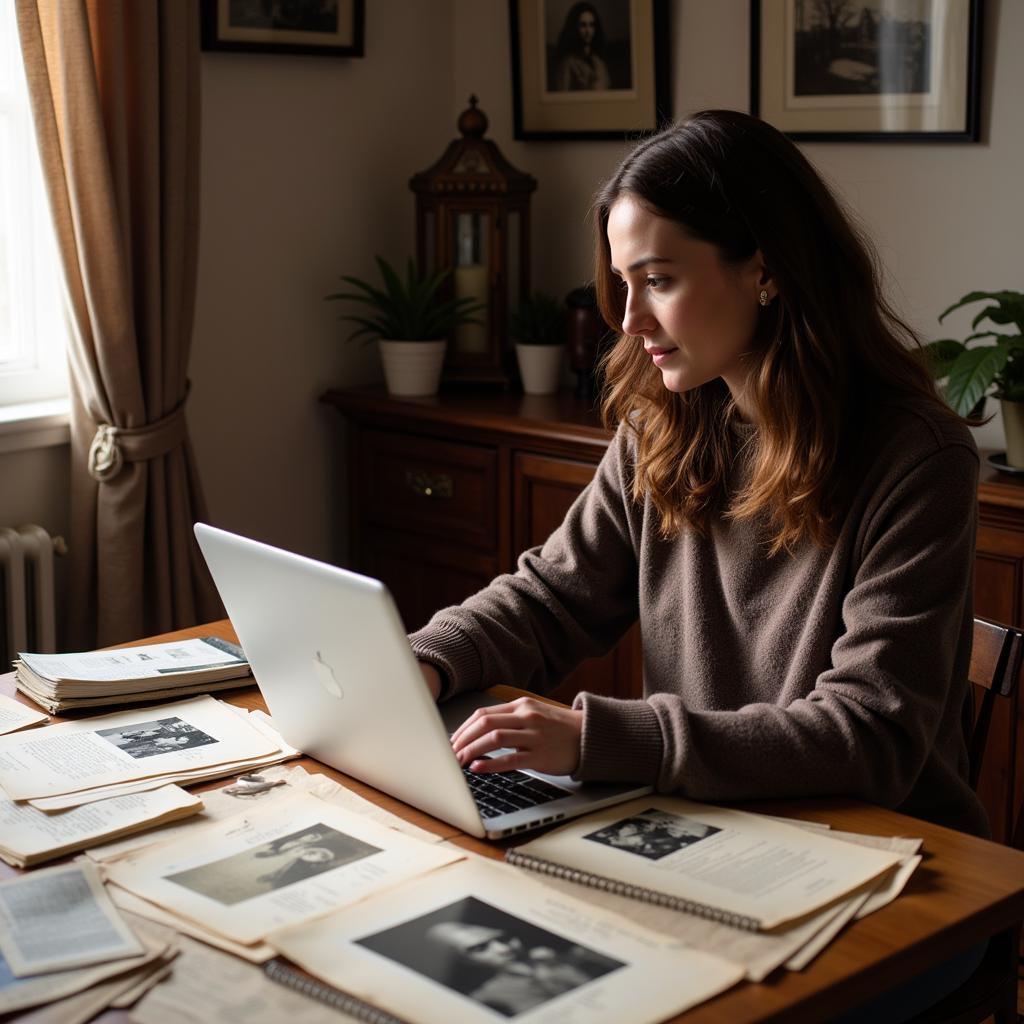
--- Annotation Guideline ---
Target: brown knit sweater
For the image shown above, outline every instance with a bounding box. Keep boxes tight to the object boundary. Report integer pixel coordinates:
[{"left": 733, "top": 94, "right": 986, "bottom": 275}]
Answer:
[{"left": 409, "top": 401, "right": 988, "bottom": 837}]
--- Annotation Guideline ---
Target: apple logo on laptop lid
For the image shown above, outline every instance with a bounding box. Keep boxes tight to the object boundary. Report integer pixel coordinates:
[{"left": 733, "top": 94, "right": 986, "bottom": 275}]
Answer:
[{"left": 313, "top": 650, "right": 344, "bottom": 699}]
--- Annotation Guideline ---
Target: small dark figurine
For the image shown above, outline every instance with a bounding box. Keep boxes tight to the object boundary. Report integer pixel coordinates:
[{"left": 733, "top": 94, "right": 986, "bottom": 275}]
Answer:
[{"left": 565, "top": 286, "right": 613, "bottom": 401}]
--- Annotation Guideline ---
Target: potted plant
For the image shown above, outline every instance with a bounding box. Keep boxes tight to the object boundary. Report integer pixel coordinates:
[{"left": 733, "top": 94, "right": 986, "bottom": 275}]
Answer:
[
  {"left": 922, "top": 290, "right": 1024, "bottom": 465},
  {"left": 509, "top": 292, "right": 565, "bottom": 395},
  {"left": 326, "top": 257, "right": 482, "bottom": 397}
]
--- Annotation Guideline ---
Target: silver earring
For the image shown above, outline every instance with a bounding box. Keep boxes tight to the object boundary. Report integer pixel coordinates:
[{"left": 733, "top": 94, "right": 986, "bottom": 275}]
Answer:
[{"left": 759, "top": 288, "right": 770, "bottom": 307}]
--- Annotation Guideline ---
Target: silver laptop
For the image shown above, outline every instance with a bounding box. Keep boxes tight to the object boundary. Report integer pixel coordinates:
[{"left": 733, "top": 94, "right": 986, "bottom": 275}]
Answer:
[{"left": 194, "top": 523, "right": 652, "bottom": 839}]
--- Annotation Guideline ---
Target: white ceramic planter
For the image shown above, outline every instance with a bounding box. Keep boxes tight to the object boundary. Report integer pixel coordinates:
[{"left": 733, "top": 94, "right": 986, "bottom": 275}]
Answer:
[
  {"left": 1001, "top": 398, "right": 1024, "bottom": 467},
  {"left": 378, "top": 339, "right": 446, "bottom": 397},
  {"left": 515, "top": 343, "right": 563, "bottom": 395}
]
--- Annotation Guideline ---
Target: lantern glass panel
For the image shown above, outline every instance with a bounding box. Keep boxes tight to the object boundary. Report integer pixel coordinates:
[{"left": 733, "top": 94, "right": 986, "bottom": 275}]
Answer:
[
  {"left": 422, "top": 209, "right": 436, "bottom": 276},
  {"left": 452, "top": 211, "right": 489, "bottom": 356}
]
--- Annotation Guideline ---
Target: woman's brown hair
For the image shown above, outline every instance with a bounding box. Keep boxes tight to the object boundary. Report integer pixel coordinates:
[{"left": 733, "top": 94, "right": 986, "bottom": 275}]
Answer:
[{"left": 595, "top": 110, "right": 958, "bottom": 554}]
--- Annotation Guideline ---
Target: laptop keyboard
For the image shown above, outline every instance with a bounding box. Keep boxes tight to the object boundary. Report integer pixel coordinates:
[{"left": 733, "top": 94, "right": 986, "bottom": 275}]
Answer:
[{"left": 462, "top": 766, "right": 567, "bottom": 818}]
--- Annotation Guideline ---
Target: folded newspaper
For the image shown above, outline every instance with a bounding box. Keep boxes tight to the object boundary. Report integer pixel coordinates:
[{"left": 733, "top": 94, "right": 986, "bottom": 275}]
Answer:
[{"left": 14, "top": 636, "right": 252, "bottom": 713}]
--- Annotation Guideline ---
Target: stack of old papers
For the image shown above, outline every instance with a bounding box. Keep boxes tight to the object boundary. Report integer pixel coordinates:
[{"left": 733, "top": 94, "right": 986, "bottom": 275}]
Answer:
[
  {"left": 15, "top": 635, "right": 251, "bottom": 713},
  {"left": 502, "top": 798, "right": 923, "bottom": 981},
  {"left": 0, "top": 861, "right": 177, "bottom": 1019},
  {"left": 267, "top": 856, "right": 745, "bottom": 1023},
  {"left": 0, "top": 696, "right": 299, "bottom": 868},
  {"left": 0, "top": 783, "right": 203, "bottom": 868},
  {"left": 96, "top": 786, "right": 744, "bottom": 1023},
  {"left": 0, "top": 695, "right": 297, "bottom": 811},
  {"left": 88, "top": 764, "right": 447, "bottom": 963}
]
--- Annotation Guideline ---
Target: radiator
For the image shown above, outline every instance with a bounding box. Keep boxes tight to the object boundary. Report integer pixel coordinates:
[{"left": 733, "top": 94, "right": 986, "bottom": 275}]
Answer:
[{"left": 0, "top": 525, "right": 64, "bottom": 671}]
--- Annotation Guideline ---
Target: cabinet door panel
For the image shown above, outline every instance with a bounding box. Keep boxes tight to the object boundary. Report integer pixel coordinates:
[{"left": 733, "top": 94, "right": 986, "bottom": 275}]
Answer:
[
  {"left": 360, "top": 528, "right": 497, "bottom": 636},
  {"left": 513, "top": 452, "right": 642, "bottom": 704},
  {"left": 359, "top": 429, "right": 498, "bottom": 551}
]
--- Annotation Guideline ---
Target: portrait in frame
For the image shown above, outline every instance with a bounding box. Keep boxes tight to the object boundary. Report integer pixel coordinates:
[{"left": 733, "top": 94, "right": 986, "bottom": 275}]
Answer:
[
  {"left": 509, "top": 0, "right": 671, "bottom": 141},
  {"left": 751, "top": 0, "right": 981, "bottom": 141},
  {"left": 200, "top": 0, "right": 365, "bottom": 58}
]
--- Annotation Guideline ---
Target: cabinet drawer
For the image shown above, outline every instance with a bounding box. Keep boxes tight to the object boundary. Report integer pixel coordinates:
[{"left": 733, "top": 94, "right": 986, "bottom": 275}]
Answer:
[{"left": 358, "top": 428, "right": 498, "bottom": 550}]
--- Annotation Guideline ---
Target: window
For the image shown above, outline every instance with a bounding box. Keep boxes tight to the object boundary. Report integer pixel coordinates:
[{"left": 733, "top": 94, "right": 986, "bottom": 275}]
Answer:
[{"left": 0, "top": 3, "right": 67, "bottom": 408}]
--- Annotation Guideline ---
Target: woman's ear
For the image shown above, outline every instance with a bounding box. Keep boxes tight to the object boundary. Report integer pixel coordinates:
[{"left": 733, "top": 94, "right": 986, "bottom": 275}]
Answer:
[{"left": 749, "top": 249, "right": 776, "bottom": 302}]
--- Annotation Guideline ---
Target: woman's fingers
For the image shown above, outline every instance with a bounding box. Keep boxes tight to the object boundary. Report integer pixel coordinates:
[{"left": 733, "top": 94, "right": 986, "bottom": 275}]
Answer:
[{"left": 450, "top": 698, "right": 583, "bottom": 777}]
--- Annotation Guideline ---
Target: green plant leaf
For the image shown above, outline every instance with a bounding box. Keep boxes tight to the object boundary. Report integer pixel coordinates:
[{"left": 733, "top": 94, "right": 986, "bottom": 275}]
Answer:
[
  {"left": 945, "top": 345, "right": 1010, "bottom": 416},
  {"left": 919, "top": 338, "right": 964, "bottom": 378}
]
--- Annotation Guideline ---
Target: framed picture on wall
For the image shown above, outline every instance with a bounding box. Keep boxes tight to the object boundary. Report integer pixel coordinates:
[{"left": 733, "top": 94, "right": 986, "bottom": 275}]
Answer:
[
  {"left": 509, "top": 0, "right": 671, "bottom": 141},
  {"left": 751, "top": 0, "right": 982, "bottom": 141},
  {"left": 200, "top": 0, "right": 365, "bottom": 57}
]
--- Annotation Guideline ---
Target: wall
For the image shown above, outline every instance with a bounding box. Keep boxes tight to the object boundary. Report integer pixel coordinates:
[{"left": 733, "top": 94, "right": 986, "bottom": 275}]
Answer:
[
  {"left": 188, "top": 0, "right": 454, "bottom": 564},
  {"left": 450, "top": 0, "right": 1020, "bottom": 454},
  {"left": 5, "top": 1, "right": 1021, "bottom": 584}
]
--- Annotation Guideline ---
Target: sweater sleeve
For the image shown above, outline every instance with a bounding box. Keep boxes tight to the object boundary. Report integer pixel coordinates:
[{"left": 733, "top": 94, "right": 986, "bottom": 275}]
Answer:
[
  {"left": 573, "top": 441, "right": 979, "bottom": 808},
  {"left": 409, "top": 426, "right": 640, "bottom": 698}
]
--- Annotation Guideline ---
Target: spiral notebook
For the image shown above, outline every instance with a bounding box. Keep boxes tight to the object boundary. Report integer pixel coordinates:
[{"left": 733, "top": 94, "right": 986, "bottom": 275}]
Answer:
[{"left": 504, "top": 797, "right": 903, "bottom": 932}]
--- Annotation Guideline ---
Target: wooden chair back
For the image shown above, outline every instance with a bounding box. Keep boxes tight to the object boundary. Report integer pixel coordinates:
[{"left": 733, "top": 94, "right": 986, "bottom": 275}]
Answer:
[
  {"left": 904, "top": 616, "right": 1024, "bottom": 1023},
  {"left": 967, "top": 616, "right": 1024, "bottom": 795}
]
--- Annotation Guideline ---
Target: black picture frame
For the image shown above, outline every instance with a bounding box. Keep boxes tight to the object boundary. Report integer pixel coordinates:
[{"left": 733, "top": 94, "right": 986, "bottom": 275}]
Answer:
[
  {"left": 509, "top": 0, "right": 671, "bottom": 141},
  {"left": 200, "top": 0, "right": 365, "bottom": 58},
  {"left": 750, "top": 0, "right": 981, "bottom": 142}
]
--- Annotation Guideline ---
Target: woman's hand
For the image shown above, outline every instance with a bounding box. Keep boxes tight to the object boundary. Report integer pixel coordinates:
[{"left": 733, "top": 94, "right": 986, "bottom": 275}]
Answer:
[
  {"left": 450, "top": 696, "right": 583, "bottom": 777},
  {"left": 419, "top": 662, "right": 442, "bottom": 701}
]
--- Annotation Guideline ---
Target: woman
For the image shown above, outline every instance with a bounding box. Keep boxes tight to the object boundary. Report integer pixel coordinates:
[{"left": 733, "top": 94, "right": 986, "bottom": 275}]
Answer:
[
  {"left": 413, "top": 110, "right": 986, "bottom": 846},
  {"left": 552, "top": 2, "right": 611, "bottom": 92}
]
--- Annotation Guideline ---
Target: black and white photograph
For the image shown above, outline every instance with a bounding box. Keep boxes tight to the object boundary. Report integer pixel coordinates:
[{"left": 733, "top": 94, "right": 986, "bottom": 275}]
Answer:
[
  {"left": 164, "top": 823, "right": 381, "bottom": 905},
  {"left": 510, "top": 0, "right": 669, "bottom": 140},
  {"left": 584, "top": 808, "right": 722, "bottom": 860},
  {"left": 792, "top": 0, "right": 931, "bottom": 97},
  {"left": 544, "top": 1, "right": 632, "bottom": 93},
  {"left": 95, "top": 716, "right": 219, "bottom": 760},
  {"left": 200, "top": 0, "right": 365, "bottom": 56},
  {"left": 356, "top": 896, "right": 624, "bottom": 1017},
  {"left": 751, "top": 0, "right": 980, "bottom": 140}
]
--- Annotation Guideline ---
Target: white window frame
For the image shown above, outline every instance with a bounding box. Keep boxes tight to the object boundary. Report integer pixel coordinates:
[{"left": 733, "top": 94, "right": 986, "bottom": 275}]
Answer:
[{"left": 0, "top": 3, "right": 69, "bottom": 415}]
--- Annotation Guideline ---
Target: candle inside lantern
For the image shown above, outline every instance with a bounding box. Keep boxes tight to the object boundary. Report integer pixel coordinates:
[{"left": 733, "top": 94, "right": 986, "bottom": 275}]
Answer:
[{"left": 454, "top": 264, "right": 489, "bottom": 354}]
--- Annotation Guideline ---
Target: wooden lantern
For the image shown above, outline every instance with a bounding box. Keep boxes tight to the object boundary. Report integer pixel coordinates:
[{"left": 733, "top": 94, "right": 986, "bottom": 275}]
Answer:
[{"left": 410, "top": 96, "right": 537, "bottom": 386}]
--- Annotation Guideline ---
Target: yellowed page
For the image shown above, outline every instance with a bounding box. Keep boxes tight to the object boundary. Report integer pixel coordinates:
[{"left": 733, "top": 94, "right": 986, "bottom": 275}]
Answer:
[
  {"left": 0, "top": 696, "right": 277, "bottom": 801},
  {"left": 0, "top": 861, "right": 142, "bottom": 976},
  {"left": 507, "top": 796, "right": 901, "bottom": 930},
  {"left": 131, "top": 935, "right": 357, "bottom": 1024},
  {"left": 0, "top": 693, "right": 47, "bottom": 735},
  {"left": 270, "top": 856, "right": 744, "bottom": 1024},
  {"left": 0, "top": 784, "right": 201, "bottom": 866},
  {"left": 105, "top": 793, "right": 463, "bottom": 944}
]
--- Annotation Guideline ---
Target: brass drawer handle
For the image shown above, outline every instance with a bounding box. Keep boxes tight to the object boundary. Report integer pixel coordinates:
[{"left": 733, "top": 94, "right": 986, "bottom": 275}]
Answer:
[{"left": 405, "top": 470, "right": 453, "bottom": 499}]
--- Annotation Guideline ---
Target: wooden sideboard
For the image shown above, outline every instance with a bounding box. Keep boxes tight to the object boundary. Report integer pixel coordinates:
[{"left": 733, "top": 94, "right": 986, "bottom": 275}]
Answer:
[{"left": 323, "top": 387, "right": 1023, "bottom": 843}]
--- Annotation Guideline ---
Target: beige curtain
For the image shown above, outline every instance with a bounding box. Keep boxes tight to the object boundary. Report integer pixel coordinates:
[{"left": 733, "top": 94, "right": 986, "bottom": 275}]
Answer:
[{"left": 16, "top": 0, "right": 222, "bottom": 648}]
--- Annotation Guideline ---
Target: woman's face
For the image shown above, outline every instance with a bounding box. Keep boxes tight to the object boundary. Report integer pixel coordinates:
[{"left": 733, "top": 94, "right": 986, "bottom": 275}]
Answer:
[
  {"left": 577, "top": 10, "right": 596, "bottom": 44},
  {"left": 297, "top": 847, "right": 334, "bottom": 864},
  {"left": 606, "top": 195, "right": 770, "bottom": 416}
]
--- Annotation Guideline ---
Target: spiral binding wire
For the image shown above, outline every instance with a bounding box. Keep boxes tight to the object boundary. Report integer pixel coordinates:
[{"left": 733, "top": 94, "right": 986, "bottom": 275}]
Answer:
[
  {"left": 264, "top": 959, "right": 409, "bottom": 1024},
  {"left": 504, "top": 850, "right": 762, "bottom": 932}
]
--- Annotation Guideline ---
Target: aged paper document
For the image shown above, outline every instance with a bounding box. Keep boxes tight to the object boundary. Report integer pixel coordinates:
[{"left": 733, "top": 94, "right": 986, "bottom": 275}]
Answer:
[
  {"left": 506, "top": 796, "right": 901, "bottom": 931},
  {"left": 107, "top": 886, "right": 276, "bottom": 963},
  {"left": 0, "top": 694, "right": 47, "bottom": 735},
  {"left": 269, "top": 856, "right": 744, "bottom": 1024},
  {"left": 0, "top": 785, "right": 201, "bottom": 867},
  {"left": 0, "top": 696, "right": 278, "bottom": 801},
  {"left": 0, "top": 934, "right": 170, "bottom": 1015},
  {"left": 130, "top": 935, "right": 360, "bottom": 1024},
  {"left": 88, "top": 764, "right": 439, "bottom": 864},
  {"left": 106, "top": 793, "right": 463, "bottom": 943},
  {"left": 0, "top": 861, "right": 142, "bottom": 976}
]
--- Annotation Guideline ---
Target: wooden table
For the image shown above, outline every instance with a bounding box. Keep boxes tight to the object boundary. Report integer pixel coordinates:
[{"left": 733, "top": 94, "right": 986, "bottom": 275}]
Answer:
[{"left": 4, "top": 619, "right": 1024, "bottom": 1024}]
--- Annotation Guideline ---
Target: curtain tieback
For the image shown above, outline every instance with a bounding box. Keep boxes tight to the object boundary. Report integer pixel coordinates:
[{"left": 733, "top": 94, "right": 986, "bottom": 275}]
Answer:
[{"left": 87, "top": 394, "right": 190, "bottom": 482}]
